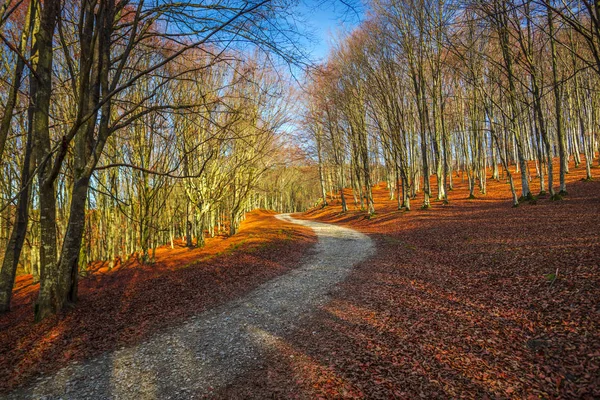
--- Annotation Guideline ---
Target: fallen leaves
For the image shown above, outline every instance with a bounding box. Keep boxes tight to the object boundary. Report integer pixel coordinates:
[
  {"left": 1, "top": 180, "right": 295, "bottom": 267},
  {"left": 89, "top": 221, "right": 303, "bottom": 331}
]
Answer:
[
  {"left": 0, "top": 210, "right": 317, "bottom": 394},
  {"left": 219, "top": 161, "right": 600, "bottom": 399}
]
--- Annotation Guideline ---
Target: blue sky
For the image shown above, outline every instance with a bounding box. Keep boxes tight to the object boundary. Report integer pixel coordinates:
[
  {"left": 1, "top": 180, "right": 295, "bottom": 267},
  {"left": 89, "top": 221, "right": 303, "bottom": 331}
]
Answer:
[
  {"left": 296, "top": 1, "right": 364, "bottom": 62},
  {"left": 276, "top": 1, "right": 364, "bottom": 140}
]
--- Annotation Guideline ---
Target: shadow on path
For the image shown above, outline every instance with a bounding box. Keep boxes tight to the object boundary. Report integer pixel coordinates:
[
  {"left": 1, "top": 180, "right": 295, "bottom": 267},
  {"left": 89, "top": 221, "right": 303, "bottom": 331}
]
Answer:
[{"left": 8, "top": 214, "right": 374, "bottom": 400}]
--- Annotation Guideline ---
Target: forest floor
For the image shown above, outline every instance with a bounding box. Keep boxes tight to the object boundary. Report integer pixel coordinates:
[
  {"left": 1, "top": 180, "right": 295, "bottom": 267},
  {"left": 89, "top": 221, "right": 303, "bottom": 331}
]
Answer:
[
  {"left": 2, "top": 160, "right": 599, "bottom": 399},
  {"left": 220, "top": 160, "right": 600, "bottom": 399},
  {"left": 0, "top": 210, "right": 316, "bottom": 394},
  {"left": 4, "top": 214, "right": 372, "bottom": 399}
]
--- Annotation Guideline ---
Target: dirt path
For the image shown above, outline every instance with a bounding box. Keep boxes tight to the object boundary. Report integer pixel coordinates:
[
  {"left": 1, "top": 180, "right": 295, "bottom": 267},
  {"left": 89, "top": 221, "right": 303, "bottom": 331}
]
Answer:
[{"left": 8, "top": 214, "right": 373, "bottom": 399}]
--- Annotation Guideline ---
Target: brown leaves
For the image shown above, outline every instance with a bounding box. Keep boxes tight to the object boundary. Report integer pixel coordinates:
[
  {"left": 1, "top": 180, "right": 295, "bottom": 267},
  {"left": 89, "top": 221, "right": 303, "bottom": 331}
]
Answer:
[
  {"left": 0, "top": 210, "right": 317, "bottom": 394},
  {"left": 219, "top": 162, "right": 600, "bottom": 399}
]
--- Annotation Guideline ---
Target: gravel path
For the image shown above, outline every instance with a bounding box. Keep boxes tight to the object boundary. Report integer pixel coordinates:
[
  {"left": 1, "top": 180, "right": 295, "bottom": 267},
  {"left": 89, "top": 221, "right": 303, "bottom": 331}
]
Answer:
[{"left": 7, "top": 214, "right": 373, "bottom": 400}]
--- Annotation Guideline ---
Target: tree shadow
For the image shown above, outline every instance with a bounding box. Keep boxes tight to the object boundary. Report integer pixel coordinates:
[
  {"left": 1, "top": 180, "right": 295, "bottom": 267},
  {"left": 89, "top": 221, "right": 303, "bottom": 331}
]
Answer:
[{"left": 0, "top": 211, "right": 317, "bottom": 394}]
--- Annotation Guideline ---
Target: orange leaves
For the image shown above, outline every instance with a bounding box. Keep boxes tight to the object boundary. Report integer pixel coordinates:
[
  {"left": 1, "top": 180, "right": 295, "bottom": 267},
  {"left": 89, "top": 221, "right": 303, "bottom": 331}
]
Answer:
[
  {"left": 0, "top": 210, "right": 317, "bottom": 394},
  {"left": 221, "top": 160, "right": 600, "bottom": 398}
]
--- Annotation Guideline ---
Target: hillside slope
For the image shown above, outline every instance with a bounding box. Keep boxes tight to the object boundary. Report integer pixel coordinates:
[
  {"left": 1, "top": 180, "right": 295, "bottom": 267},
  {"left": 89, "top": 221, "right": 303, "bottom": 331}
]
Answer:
[{"left": 221, "top": 163, "right": 600, "bottom": 399}]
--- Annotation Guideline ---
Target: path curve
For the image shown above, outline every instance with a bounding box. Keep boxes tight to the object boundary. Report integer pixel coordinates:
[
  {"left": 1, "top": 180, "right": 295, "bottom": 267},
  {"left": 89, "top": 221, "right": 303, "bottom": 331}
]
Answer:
[{"left": 8, "top": 214, "right": 373, "bottom": 399}]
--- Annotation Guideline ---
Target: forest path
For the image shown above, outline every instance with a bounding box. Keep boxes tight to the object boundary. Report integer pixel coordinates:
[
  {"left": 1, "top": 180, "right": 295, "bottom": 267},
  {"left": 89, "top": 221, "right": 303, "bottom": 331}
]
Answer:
[{"left": 9, "top": 214, "right": 373, "bottom": 400}]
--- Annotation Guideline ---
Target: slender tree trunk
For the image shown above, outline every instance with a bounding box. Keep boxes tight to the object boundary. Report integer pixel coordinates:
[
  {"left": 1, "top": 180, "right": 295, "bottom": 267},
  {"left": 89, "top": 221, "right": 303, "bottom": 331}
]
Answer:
[
  {"left": 32, "top": 0, "right": 61, "bottom": 322},
  {"left": 315, "top": 128, "right": 328, "bottom": 206},
  {"left": 0, "top": 0, "right": 40, "bottom": 313},
  {"left": 57, "top": 176, "right": 90, "bottom": 305},
  {"left": 548, "top": 6, "right": 567, "bottom": 195},
  {"left": 0, "top": 0, "right": 35, "bottom": 160},
  {"left": 0, "top": 107, "right": 36, "bottom": 313}
]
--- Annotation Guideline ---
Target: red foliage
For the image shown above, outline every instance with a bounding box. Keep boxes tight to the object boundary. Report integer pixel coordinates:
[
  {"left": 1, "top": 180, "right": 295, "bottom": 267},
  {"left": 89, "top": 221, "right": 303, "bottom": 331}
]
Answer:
[
  {"left": 0, "top": 210, "right": 316, "bottom": 393},
  {"left": 3, "top": 0, "right": 32, "bottom": 40},
  {"left": 219, "top": 161, "right": 600, "bottom": 399}
]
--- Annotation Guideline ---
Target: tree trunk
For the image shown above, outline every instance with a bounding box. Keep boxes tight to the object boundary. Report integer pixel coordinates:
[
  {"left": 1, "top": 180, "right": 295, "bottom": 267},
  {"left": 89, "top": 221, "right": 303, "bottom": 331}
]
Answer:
[
  {"left": 548, "top": 6, "right": 567, "bottom": 195},
  {"left": 0, "top": 0, "right": 35, "bottom": 159},
  {"left": 57, "top": 176, "right": 90, "bottom": 306},
  {"left": 0, "top": 113, "right": 36, "bottom": 313},
  {"left": 32, "top": 0, "right": 61, "bottom": 322}
]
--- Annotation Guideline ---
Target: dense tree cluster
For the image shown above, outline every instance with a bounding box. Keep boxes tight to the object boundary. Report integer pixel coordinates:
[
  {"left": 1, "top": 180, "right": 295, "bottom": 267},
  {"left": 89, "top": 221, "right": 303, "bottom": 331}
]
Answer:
[
  {"left": 308, "top": 0, "right": 599, "bottom": 212},
  {"left": 0, "top": 0, "right": 321, "bottom": 320},
  {"left": 1, "top": 0, "right": 597, "bottom": 325}
]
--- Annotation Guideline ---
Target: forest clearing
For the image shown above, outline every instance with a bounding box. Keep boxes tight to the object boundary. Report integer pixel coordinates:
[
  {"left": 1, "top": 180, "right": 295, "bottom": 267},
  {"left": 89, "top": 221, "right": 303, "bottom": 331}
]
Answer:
[{"left": 1, "top": 0, "right": 600, "bottom": 398}]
